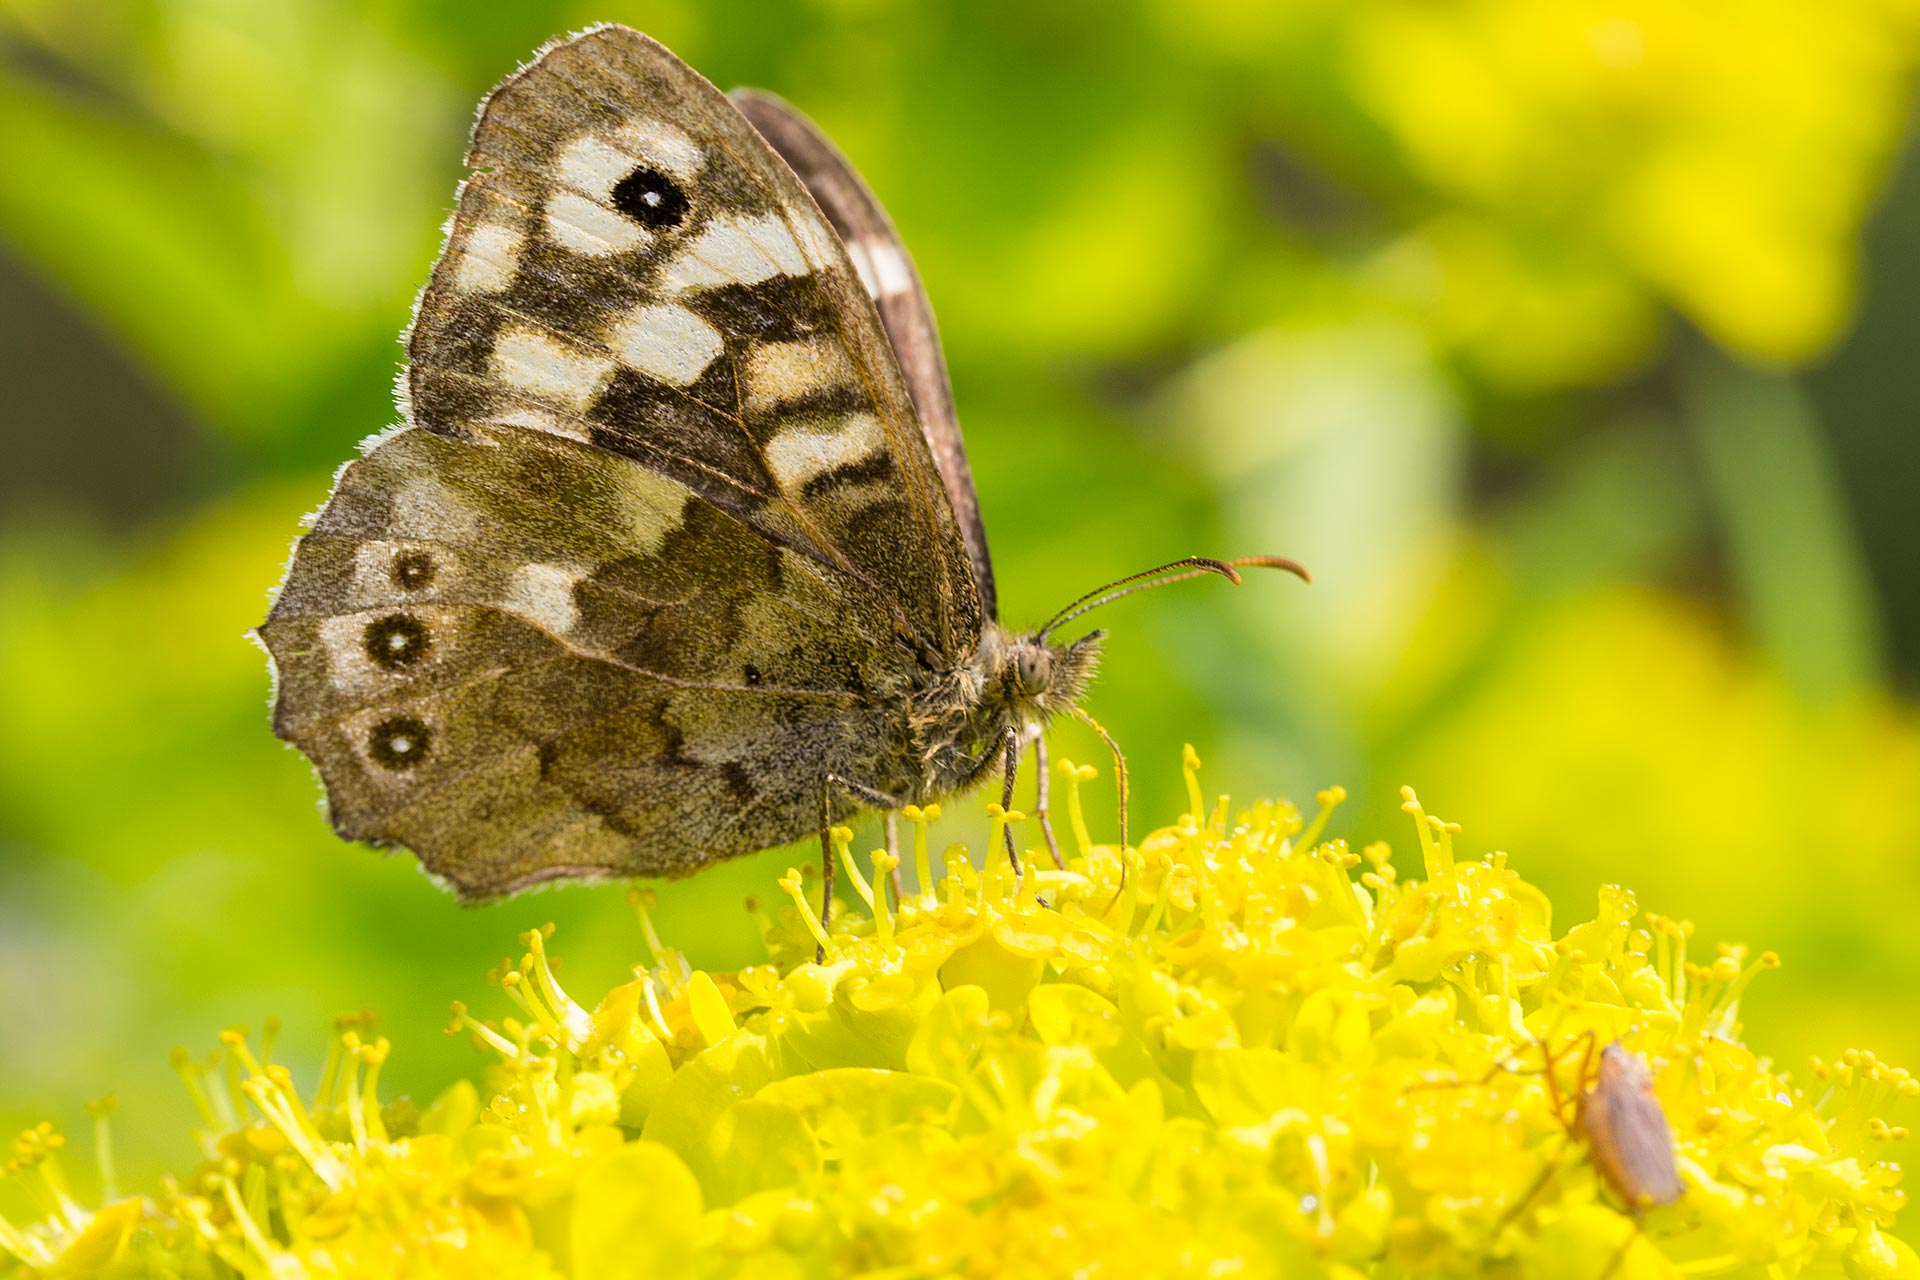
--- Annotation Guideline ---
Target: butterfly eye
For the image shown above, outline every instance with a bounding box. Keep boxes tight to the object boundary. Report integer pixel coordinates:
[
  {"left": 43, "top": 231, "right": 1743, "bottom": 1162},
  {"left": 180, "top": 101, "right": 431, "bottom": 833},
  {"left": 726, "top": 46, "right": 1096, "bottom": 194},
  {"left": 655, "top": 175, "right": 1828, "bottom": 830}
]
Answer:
[
  {"left": 611, "top": 165, "right": 689, "bottom": 229},
  {"left": 367, "top": 715, "right": 432, "bottom": 770},
  {"left": 1014, "top": 647, "right": 1051, "bottom": 696},
  {"left": 364, "top": 613, "right": 432, "bottom": 670}
]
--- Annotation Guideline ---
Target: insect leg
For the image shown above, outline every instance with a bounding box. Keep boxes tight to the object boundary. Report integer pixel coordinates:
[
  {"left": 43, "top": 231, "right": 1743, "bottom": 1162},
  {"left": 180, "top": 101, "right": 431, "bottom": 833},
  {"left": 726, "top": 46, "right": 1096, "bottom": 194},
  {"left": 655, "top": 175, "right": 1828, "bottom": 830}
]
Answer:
[
  {"left": 1032, "top": 735, "right": 1063, "bottom": 868},
  {"left": 1554, "top": 1028, "right": 1600, "bottom": 1136},
  {"left": 1594, "top": 1219, "right": 1642, "bottom": 1280},
  {"left": 815, "top": 780, "right": 834, "bottom": 964},
  {"left": 1405, "top": 1049, "right": 1544, "bottom": 1093},
  {"left": 1490, "top": 1151, "right": 1565, "bottom": 1238},
  {"left": 998, "top": 726, "right": 1024, "bottom": 885},
  {"left": 816, "top": 773, "right": 901, "bottom": 962}
]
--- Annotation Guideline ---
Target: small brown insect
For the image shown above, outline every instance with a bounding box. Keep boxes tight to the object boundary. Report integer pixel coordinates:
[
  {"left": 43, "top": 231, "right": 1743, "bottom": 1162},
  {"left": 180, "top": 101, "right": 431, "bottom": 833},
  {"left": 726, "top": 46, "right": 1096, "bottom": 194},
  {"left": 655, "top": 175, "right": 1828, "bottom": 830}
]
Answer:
[
  {"left": 1418, "top": 1032, "right": 1688, "bottom": 1274},
  {"left": 1576, "top": 1041, "right": 1686, "bottom": 1211},
  {"left": 1533, "top": 1034, "right": 1684, "bottom": 1280}
]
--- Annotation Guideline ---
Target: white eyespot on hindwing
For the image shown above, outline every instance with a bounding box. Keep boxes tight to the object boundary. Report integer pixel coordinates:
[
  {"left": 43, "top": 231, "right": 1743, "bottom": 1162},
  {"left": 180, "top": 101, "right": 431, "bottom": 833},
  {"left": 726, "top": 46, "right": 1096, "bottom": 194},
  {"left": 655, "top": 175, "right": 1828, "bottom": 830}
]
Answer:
[
  {"left": 765, "top": 413, "right": 885, "bottom": 491},
  {"left": 453, "top": 222, "right": 525, "bottom": 294},
  {"left": 491, "top": 327, "right": 615, "bottom": 411},
  {"left": 342, "top": 704, "right": 441, "bottom": 778},
  {"left": 348, "top": 541, "right": 452, "bottom": 607},
  {"left": 608, "top": 303, "right": 724, "bottom": 386},
  {"left": 318, "top": 607, "right": 448, "bottom": 695},
  {"left": 502, "top": 562, "right": 584, "bottom": 635},
  {"left": 743, "top": 337, "right": 856, "bottom": 413},
  {"left": 661, "top": 212, "right": 809, "bottom": 292}
]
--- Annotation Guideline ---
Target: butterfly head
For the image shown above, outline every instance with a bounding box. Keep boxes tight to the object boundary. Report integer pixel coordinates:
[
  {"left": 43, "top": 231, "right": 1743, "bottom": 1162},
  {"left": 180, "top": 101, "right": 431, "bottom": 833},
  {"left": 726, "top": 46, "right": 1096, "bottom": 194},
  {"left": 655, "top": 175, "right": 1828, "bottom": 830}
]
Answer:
[
  {"left": 1000, "top": 628, "right": 1104, "bottom": 722},
  {"left": 982, "top": 554, "right": 1309, "bottom": 734}
]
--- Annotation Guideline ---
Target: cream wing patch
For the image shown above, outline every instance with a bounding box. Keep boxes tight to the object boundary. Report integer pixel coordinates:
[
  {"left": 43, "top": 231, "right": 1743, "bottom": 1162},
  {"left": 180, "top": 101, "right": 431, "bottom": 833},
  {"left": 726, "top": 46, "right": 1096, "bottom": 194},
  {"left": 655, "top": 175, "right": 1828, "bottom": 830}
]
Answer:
[
  {"left": 766, "top": 414, "right": 885, "bottom": 490},
  {"left": 502, "top": 563, "right": 584, "bottom": 635},
  {"left": 546, "top": 190, "right": 650, "bottom": 255},
  {"left": 454, "top": 222, "right": 524, "bottom": 294},
  {"left": 388, "top": 476, "right": 481, "bottom": 540},
  {"left": 615, "top": 118, "right": 704, "bottom": 179},
  {"left": 613, "top": 466, "right": 695, "bottom": 554},
  {"left": 743, "top": 338, "right": 856, "bottom": 412},
  {"left": 557, "top": 135, "right": 639, "bottom": 201},
  {"left": 483, "top": 404, "right": 589, "bottom": 442},
  {"left": 608, "top": 303, "right": 724, "bottom": 386},
  {"left": 787, "top": 208, "right": 840, "bottom": 273},
  {"left": 491, "top": 328, "right": 615, "bottom": 411},
  {"left": 661, "top": 212, "right": 809, "bottom": 291}
]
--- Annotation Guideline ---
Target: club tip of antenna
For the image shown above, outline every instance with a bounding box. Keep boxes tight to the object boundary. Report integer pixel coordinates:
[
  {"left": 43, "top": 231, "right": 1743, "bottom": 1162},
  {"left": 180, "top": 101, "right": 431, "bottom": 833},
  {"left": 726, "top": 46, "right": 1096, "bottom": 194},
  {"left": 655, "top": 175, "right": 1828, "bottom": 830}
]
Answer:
[{"left": 1229, "top": 555, "right": 1312, "bottom": 584}]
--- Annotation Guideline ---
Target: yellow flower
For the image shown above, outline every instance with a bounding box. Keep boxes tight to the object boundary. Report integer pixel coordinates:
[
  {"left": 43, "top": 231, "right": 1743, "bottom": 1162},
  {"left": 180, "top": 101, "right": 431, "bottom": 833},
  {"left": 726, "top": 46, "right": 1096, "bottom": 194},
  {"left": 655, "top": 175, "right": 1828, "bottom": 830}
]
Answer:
[
  {"left": 1345, "top": 0, "right": 1920, "bottom": 377},
  {"left": 3, "top": 753, "right": 1911, "bottom": 1278}
]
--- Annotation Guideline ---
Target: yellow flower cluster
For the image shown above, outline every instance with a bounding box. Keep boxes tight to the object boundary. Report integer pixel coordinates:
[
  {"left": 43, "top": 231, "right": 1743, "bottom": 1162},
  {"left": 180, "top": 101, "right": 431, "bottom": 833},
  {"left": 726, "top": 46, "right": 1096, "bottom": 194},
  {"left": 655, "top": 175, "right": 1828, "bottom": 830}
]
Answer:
[
  {"left": 2, "top": 755, "right": 1912, "bottom": 1278},
  {"left": 1342, "top": 0, "right": 1920, "bottom": 381}
]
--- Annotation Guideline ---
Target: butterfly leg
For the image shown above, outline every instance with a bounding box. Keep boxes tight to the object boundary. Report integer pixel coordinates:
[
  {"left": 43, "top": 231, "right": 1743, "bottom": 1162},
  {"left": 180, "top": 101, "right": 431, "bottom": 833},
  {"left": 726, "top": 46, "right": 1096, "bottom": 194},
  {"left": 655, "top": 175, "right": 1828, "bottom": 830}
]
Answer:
[
  {"left": 997, "top": 727, "right": 1025, "bottom": 886},
  {"left": 1032, "top": 735, "right": 1063, "bottom": 868},
  {"left": 818, "top": 772, "right": 900, "bottom": 962}
]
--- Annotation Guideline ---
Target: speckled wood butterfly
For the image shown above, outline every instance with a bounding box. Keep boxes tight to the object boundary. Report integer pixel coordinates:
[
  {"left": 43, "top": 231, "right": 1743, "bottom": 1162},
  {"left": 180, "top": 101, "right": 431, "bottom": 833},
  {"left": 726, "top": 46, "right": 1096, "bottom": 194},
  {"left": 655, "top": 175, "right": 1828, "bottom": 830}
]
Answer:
[{"left": 259, "top": 25, "right": 1301, "bottom": 903}]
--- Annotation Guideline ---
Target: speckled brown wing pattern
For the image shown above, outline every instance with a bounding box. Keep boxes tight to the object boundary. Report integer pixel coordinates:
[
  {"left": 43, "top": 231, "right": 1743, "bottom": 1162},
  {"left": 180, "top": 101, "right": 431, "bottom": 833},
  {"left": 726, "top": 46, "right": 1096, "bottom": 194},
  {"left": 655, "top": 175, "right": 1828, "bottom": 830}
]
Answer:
[
  {"left": 734, "top": 90, "right": 998, "bottom": 621},
  {"left": 259, "top": 26, "right": 983, "bottom": 896}
]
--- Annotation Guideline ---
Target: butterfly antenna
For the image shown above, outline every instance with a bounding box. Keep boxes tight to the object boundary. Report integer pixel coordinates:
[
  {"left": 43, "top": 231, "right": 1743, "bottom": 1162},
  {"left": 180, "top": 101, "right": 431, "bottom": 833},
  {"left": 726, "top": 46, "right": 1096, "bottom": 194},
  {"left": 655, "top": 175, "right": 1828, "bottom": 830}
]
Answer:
[{"left": 1036, "top": 555, "right": 1310, "bottom": 642}]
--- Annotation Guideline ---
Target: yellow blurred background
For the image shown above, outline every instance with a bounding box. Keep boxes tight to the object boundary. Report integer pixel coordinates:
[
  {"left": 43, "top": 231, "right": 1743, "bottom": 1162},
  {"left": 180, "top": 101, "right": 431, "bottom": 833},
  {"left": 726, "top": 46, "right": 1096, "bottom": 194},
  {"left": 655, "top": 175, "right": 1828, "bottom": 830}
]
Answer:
[{"left": 2, "top": 0, "right": 1917, "bottom": 1206}]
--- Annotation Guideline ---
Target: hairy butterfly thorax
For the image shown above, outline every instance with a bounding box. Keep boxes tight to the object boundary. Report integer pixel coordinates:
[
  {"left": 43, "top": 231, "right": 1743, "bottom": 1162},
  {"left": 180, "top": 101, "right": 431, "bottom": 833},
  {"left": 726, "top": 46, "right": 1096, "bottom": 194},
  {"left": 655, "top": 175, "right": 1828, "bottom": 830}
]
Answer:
[{"left": 257, "top": 24, "right": 1305, "bottom": 909}]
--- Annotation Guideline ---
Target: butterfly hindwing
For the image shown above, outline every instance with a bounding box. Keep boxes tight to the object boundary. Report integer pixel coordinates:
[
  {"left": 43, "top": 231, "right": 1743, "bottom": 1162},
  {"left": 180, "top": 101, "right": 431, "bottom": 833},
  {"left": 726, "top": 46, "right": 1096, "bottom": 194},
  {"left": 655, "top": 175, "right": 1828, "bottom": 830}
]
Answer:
[
  {"left": 263, "top": 421, "right": 912, "bottom": 894},
  {"left": 260, "top": 26, "right": 986, "bottom": 895}
]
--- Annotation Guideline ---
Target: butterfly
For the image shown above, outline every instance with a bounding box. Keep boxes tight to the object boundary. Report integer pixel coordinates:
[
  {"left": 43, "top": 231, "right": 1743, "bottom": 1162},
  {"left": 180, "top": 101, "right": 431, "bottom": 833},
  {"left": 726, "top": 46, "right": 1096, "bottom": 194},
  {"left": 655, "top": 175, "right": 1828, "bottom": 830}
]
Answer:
[{"left": 258, "top": 25, "right": 1302, "bottom": 907}]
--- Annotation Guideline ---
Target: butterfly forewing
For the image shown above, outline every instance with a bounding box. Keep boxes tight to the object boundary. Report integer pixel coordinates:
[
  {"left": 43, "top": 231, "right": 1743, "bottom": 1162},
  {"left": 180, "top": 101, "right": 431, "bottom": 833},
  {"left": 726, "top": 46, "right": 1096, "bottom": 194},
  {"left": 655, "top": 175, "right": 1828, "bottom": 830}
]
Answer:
[
  {"left": 410, "top": 26, "right": 977, "bottom": 652},
  {"left": 260, "top": 26, "right": 986, "bottom": 895}
]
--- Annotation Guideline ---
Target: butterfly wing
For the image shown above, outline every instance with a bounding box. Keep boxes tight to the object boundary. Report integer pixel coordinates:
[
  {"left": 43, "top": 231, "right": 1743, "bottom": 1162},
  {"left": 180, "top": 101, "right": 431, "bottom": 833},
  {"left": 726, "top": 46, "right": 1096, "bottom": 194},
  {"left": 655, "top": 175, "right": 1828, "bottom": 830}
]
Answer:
[
  {"left": 734, "top": 91, "right": 997, "bottom": 621},
  {"left": 260, "top": 25, "right": 980, "bottom": 895},
  {"left": 411, "top": 25, "right": 980, "bottom": 652}
]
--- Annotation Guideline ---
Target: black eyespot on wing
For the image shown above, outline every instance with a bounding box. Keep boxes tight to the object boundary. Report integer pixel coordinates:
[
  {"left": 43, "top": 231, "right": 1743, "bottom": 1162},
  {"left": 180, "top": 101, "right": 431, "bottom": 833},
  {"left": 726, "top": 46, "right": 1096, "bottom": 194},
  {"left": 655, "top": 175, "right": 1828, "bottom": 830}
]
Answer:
[
  {"left": 391, "top": 550, "right": 436, "bottom": 591},
  {"left": 611, "top": 166, "right": 688, "bottom": 229},
  {"left": 368, "top": 716, "right": 432, "bottom": 770},
  {"left": 364, "top": 613, "right": 431, "bottom": 670}
]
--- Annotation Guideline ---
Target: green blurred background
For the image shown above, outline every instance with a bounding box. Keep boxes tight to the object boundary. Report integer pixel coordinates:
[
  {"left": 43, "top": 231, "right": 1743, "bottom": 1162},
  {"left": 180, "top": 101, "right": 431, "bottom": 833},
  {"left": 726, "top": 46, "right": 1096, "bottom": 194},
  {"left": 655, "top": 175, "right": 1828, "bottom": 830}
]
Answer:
[{"left": 3, "top": 0, "right": 1918, "bottom": 1206}]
